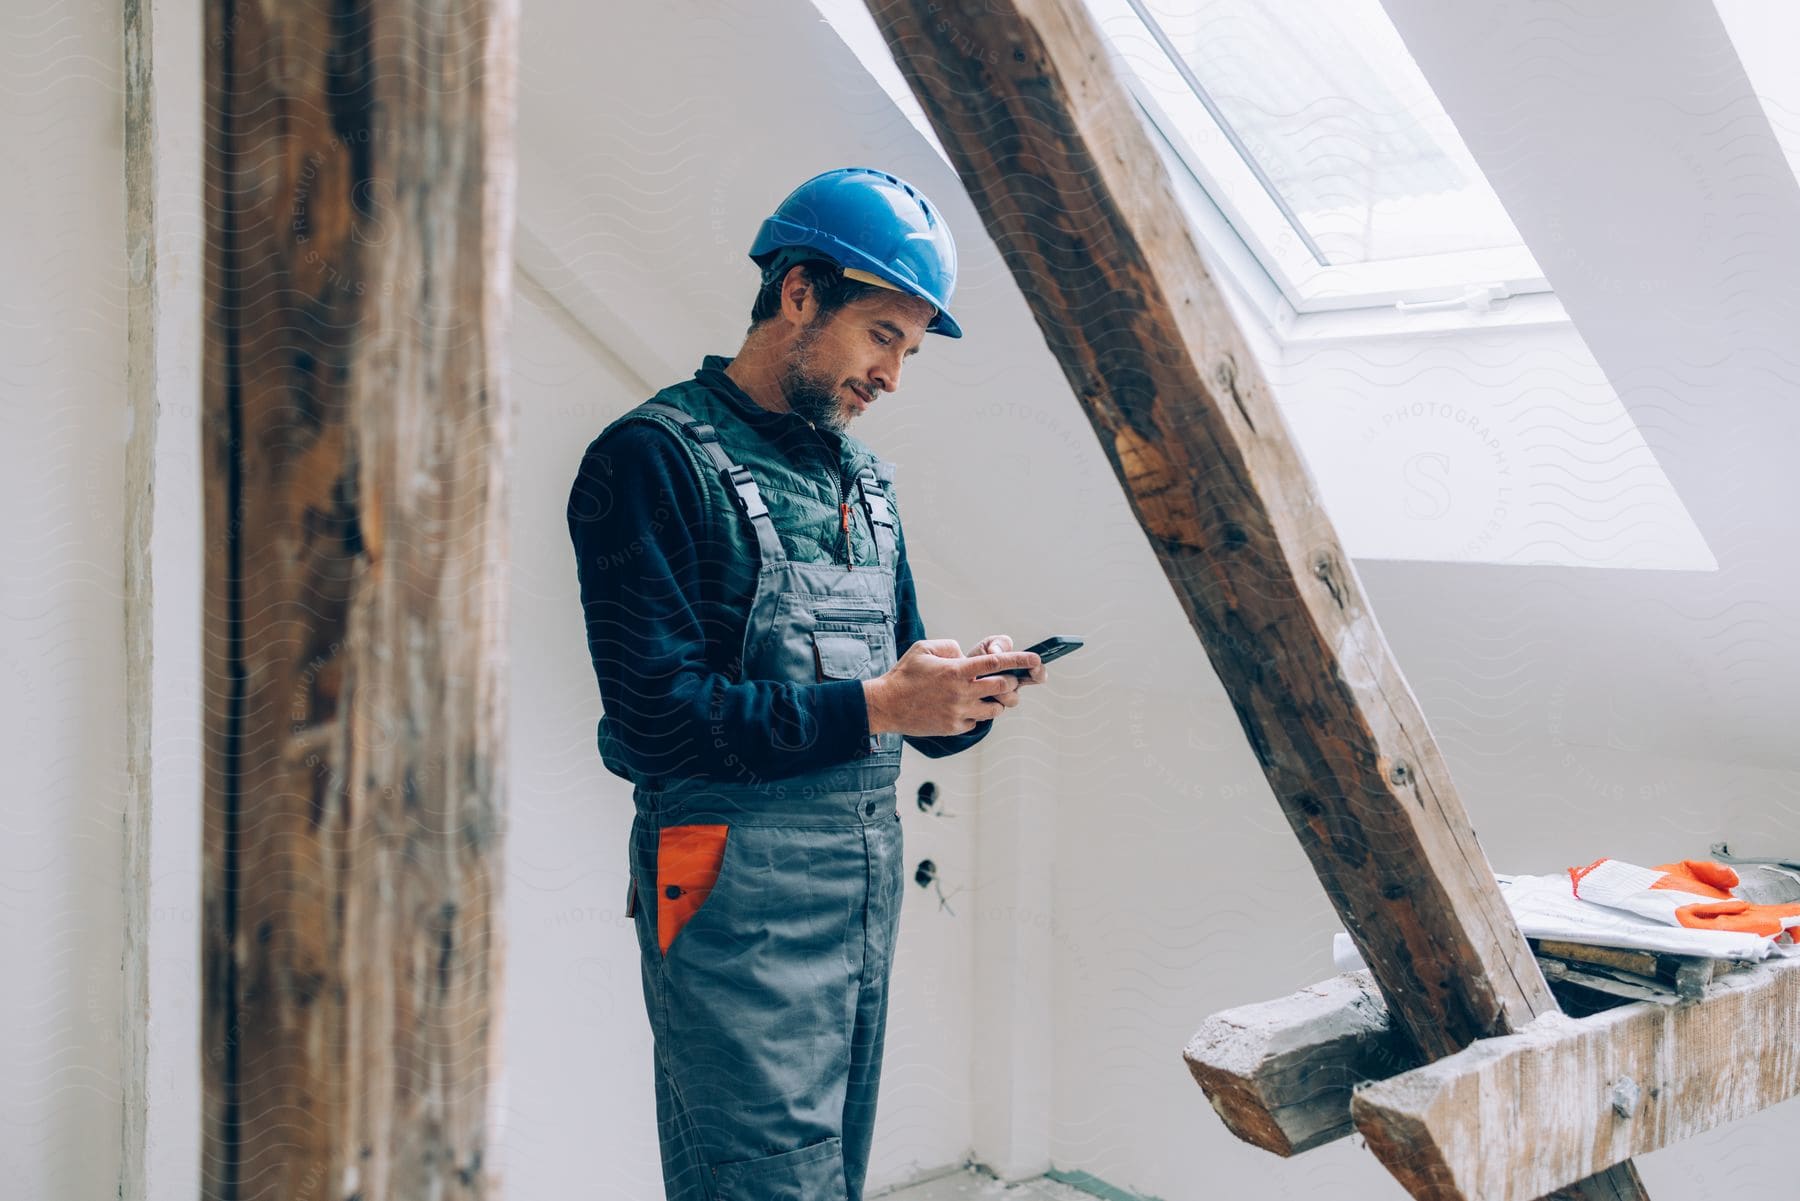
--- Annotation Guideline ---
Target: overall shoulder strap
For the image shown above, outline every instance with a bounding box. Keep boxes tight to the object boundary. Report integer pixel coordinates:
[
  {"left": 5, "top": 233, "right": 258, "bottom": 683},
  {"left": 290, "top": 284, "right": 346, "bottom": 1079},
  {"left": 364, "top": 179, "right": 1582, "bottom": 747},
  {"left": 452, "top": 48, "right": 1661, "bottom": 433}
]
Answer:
[
  {"left": 633, "top": 400, "right": 786, "bottom": 567},
  {"left": 855, "top": 459, "right": 899, "bottom": 568}
]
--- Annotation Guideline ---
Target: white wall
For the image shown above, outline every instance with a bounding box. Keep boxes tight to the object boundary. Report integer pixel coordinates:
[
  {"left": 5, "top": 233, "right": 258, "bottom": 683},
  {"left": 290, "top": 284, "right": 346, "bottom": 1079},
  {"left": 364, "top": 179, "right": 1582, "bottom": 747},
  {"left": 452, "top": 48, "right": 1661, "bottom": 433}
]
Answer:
[
  {"left": 0, "top": 2, "right": 129, "bottom": 1198},
  {"left": 494, "top": 276, "right": 663, "bottom": 1197}
]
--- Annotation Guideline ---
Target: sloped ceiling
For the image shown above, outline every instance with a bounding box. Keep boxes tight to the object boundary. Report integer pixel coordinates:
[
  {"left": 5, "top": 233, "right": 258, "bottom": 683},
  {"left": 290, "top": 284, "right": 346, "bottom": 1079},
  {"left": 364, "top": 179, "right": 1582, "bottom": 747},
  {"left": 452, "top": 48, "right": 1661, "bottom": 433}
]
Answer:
[
  {"left": 1368, "top": 0, "right": 1800, "bottom": 770},
  {"left": 519, "top": 0, "right": 1799, "bottom": 772}
]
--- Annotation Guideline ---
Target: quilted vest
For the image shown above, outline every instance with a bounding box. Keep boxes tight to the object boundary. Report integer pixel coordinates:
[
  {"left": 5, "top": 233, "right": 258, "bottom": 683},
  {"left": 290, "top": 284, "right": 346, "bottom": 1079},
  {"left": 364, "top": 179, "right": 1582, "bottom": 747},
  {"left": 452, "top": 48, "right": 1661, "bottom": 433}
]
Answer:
[{"left": 591, "top": 356, "right": 902, "bottom": 781}]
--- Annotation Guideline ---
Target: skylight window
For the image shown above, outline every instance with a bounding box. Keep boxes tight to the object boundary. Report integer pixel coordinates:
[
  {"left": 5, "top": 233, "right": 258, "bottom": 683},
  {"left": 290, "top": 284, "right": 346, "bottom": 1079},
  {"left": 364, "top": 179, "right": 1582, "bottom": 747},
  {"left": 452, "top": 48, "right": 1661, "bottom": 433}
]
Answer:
[
  {"left": 811, "top": 0, "right": 1712, "bottom": 572},
  {"left": 1083, "top": 0, "right": 1551, "bottom": 313}
]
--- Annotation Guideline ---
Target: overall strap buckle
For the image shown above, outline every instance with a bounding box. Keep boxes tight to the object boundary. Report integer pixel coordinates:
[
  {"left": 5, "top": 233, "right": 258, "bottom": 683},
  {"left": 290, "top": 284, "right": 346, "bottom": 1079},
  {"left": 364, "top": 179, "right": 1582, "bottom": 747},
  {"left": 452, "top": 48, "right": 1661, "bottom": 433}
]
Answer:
[
  {"left": 721, "top": 464, "right": 769, "bottom": 521},
  {"left": 630, "top": 399, "right": 785, "bottom": 566},
  {"left": 636, "top": 403, "right": 768, "bottom": 520},
  {"left": 856, "top": 466, "right": 896, "bottom": 530}
]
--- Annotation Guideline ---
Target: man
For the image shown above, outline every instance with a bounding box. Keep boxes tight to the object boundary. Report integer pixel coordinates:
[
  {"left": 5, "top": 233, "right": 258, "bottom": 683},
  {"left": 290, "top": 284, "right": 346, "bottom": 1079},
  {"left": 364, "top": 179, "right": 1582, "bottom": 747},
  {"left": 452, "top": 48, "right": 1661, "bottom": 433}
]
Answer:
[{"left": 567, "top": 166, "right": 1048, "bottom": 1200}]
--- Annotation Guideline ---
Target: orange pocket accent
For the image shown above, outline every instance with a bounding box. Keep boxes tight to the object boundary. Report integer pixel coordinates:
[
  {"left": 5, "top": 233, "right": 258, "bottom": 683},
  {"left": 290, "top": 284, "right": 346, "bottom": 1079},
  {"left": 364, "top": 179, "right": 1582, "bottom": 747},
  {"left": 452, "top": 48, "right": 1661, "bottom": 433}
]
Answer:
[{"left": 657, "top": 824, "right": 729, "bottom": 954}]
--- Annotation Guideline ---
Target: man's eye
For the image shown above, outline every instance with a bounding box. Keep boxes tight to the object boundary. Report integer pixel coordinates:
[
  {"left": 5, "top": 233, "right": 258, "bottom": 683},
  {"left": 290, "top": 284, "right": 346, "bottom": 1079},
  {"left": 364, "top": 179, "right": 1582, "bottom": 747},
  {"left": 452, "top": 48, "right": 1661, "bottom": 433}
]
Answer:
[{"left": 872, "top": 331, "right": 891, "bottom": 346}]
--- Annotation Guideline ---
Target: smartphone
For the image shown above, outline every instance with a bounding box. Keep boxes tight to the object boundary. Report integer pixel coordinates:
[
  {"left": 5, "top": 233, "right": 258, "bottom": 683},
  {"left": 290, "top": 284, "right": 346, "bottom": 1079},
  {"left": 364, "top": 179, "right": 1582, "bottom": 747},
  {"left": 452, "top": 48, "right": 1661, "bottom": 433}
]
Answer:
[{"left": 976, "top": 636, "right": 1084, "bottom": 680}]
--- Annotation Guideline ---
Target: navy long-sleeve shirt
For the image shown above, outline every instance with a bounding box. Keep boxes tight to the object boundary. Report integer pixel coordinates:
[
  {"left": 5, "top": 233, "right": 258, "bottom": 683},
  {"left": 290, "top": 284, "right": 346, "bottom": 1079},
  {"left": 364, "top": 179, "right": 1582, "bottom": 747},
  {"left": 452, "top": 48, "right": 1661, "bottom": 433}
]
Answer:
[{"left": 568, "top": 365, "right": 991, "bottom": 784}]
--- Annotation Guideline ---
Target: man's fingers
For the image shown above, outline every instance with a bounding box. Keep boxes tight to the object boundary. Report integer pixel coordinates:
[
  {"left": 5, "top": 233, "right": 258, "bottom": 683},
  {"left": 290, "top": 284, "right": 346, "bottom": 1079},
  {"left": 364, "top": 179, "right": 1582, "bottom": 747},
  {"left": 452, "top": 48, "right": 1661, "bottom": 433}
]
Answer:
[
  {"left": 969, "top": 651, "right": 1041, "bottom": 678},
  {"left": 915, "top": 639, "right": 963, "bottom": 658},
  {"left": 976, "top": 672, "right": 1020, "bottom": 698}
]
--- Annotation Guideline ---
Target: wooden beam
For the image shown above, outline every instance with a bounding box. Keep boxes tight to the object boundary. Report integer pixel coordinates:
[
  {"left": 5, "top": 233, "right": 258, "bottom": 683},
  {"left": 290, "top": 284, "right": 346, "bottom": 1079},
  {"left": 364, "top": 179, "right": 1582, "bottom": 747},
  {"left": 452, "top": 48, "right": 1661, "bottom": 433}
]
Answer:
[
  {"left": 1183, "top": 972, "right": 1415, "bottom": 1156},
  {"left": 1181, "top": 962, "right": 1690, "bottom": 1157},
  {"left": 867, "top": 0, "right": 1549, "bottom": 1057},
  {"left": 864, "top": 3, "right": 1648, "bottom": 1197},
  {"left": 1352, "top": 955, "right": 1800, "bottom": 1201},
  {"left": 201, "top": 0, "right": 517, "bottom": 1197}
]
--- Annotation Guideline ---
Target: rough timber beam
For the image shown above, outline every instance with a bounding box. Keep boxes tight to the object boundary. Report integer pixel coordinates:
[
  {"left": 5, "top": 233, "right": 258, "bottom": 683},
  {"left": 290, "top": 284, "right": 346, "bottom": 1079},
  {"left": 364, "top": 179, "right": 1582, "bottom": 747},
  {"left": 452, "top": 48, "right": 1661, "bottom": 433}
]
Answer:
[
  {"left": 1185, "top": 956, "right": 1765, "bottom": 1168},
  {"left": 863, "top": 3, "right": 1649, "bottom": 1198},
  {"left": 201, "top": 0, "right": 517, "bottom": 1196},
  {"left": 1352, "top": 955, "right": 1800, "bottom": 1201},
  {"left": 1183, "top": 972, "right": 1415, "bottom": 1156}
]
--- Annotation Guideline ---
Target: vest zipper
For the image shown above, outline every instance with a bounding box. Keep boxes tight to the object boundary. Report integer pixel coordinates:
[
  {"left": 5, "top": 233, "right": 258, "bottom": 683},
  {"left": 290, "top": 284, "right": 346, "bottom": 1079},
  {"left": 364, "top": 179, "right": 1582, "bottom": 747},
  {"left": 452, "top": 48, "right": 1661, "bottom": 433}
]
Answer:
[
  {"left": 805, "top": 426, "right": 858, "bottom": 570},
  {"left": 837, "top": 469, "right": 855, "bottom": 570}
]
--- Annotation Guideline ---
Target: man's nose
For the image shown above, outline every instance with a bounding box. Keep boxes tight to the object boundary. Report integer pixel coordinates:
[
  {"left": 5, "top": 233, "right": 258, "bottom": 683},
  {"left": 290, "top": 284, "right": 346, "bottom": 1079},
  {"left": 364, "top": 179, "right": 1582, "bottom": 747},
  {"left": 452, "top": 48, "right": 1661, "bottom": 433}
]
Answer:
[{"left": 871, "top": 358, "right": 901, "bottom": 394}]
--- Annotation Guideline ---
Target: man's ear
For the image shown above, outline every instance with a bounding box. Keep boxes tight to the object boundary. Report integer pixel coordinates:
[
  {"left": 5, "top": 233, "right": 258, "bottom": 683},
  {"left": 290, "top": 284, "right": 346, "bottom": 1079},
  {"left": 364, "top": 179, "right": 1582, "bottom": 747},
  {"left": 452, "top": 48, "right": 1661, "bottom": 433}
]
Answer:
[{"left": 781, "top": 265, "right": 815, "bottom": 327}]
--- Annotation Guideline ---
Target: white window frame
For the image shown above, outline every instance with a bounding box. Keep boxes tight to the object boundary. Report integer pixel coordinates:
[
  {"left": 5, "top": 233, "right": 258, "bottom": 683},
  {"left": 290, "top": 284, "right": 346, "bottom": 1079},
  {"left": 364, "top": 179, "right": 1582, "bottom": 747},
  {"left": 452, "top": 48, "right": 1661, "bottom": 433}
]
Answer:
[
  {"left": 1089, "top": 0, "right": 1554, "bottom": 318},
  {"left": 811, "top": 0, "right": 1570, "bottom": 342},
  {"left": 1145, "top": 93, "right": 1572, "bottom": 345}
]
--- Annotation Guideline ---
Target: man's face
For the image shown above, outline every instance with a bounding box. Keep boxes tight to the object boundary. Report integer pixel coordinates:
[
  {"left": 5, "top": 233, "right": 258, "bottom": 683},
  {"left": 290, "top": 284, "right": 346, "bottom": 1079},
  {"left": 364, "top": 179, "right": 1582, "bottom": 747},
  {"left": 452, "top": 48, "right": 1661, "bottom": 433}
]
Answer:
[{"left": 779, "top": 291, "right": 933, "bottom": 435}]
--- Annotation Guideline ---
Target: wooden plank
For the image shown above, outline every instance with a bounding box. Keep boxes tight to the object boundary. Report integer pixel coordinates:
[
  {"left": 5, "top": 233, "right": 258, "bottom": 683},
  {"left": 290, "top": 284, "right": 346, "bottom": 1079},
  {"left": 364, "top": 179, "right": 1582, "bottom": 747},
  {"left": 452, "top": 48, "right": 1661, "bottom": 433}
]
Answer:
[
  {"left": 1183, "top": 972, "right": 1416, "bottom": 1155},
  {"left": 1532, "top": 939, "right": 1718, "bottom": 1001},
  {"left": 200, "top": 0, "right": 518, "bottom": 1197},
  {"left": 1533, "top": 943, "right": 1680, "bottom": 1007},
  {"left": 1537, "top": 960, "right": 1678, "bottom": 1007},
  {"left": 1351, "top": 955, "right": 1800, "bottom": 1201},
  {"left": 1533, "top": 940, "right": 1664, "bottom": 980},
  {"left": 864, "top": 4, "right": 1649, "bottom": 1197}
]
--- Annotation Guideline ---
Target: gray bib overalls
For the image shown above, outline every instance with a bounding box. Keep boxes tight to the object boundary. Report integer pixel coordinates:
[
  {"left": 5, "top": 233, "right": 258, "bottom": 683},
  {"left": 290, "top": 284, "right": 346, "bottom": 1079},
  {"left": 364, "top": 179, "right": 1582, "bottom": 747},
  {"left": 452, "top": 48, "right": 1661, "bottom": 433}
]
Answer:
[{"left": 602, "top": 395, "right": 907, "bottom": 1201}]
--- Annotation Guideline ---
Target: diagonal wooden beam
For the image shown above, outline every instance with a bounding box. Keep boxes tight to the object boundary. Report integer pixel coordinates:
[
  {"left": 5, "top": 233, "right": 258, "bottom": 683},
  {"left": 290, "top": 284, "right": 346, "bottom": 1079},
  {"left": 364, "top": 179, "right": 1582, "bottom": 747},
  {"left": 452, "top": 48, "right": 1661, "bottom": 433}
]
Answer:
[
  {"left": 201, "top": 0, "right": 517, "bottom": 1196},
  {"left": 864, "top": 0, "right": 1550, "bottom": 1054},
  {"left": 862, "top": 3, "right": 1649, "bottom": 1198}
]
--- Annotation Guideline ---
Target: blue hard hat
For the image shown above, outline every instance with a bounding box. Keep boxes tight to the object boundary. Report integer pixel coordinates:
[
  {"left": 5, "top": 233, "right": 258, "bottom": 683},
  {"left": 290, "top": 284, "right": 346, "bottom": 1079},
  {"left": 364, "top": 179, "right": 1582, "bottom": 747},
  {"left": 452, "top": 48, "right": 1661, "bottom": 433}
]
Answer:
[{"left": 749, "top": 167, "right": 963, "bottom": 338}]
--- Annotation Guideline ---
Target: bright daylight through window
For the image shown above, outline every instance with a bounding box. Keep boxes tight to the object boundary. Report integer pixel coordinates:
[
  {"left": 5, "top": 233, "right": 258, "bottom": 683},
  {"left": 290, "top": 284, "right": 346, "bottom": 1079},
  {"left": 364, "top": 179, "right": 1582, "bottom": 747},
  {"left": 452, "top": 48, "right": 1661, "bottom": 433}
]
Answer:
[{"left": 1084, "top": 0, "right": 1550, "bottom": 313}]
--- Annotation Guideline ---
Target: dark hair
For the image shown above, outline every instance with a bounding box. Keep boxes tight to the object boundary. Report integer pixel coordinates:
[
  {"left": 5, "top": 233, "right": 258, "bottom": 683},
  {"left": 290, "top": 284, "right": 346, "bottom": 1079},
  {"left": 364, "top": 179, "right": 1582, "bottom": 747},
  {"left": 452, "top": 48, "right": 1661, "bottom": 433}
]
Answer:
[{"left": 750, "top": 258, "right": 885, "bottom": 328}]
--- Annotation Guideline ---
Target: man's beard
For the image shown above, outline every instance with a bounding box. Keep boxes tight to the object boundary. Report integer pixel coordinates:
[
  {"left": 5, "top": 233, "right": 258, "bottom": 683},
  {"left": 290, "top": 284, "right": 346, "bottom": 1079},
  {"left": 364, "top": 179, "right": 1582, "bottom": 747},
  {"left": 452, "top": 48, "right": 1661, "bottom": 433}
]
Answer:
[{"left": 779, "top": 322, "right": 851, "bottom": 435}]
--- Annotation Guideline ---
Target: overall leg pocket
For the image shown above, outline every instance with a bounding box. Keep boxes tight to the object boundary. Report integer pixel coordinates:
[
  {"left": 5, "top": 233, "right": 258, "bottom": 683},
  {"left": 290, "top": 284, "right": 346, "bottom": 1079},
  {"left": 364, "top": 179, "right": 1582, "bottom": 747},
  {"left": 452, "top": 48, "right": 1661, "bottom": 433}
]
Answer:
[
  {"left": 712, "top": 1135, "right": 845, "bottom": 1201},
  {"left": 657, "top": 823, "right": 729, "bottom": 955}
]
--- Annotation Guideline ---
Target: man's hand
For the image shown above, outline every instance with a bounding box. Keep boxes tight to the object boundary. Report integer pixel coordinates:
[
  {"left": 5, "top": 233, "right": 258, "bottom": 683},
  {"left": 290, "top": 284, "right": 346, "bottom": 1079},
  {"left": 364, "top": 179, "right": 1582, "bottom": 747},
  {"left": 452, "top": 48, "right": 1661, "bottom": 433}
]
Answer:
[
  {"left": 970, "top": 634, "right": 1047, "bottom": 687},
  {"left": 864, "top": 638, "right": 1042, "bottom": 736}
]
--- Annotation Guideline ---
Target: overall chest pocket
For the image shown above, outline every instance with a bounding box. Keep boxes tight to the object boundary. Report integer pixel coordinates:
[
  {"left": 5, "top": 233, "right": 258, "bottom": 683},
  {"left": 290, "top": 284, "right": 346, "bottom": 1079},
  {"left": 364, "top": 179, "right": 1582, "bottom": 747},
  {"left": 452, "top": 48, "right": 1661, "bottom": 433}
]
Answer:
[{"left": 810, "top": 607, "right": 889, "bottom": 683}]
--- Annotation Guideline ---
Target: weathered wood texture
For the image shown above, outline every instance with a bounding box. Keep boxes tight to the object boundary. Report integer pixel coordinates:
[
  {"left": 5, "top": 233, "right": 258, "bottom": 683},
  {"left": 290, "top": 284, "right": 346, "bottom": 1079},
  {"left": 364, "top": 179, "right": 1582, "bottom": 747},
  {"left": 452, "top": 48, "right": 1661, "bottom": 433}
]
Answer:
[
  {"left": 1352, "top": 955, "right": 1800, "bottom": 1201},
  {"left": 1183, "top": 958, "right": 1744, "bottom": 1157},
  {"left": 868, "top": 0, "right": 1544, "bottom": 1059},
  {"left": 201, "top": 0, "right": 517, "bottom": 1197},
  {"left": 1534, "top": 941, "right": 1666, "bottom": 981},
  {"left": 1533, "top": 940, "right": 1719, "bottom": 1004},
  {"left": 864, "top": 3, "right": 1648, "bottom": 1198},
  {"left": 1183, "top": 972, "right": 1414, "bottom": 1156}
]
